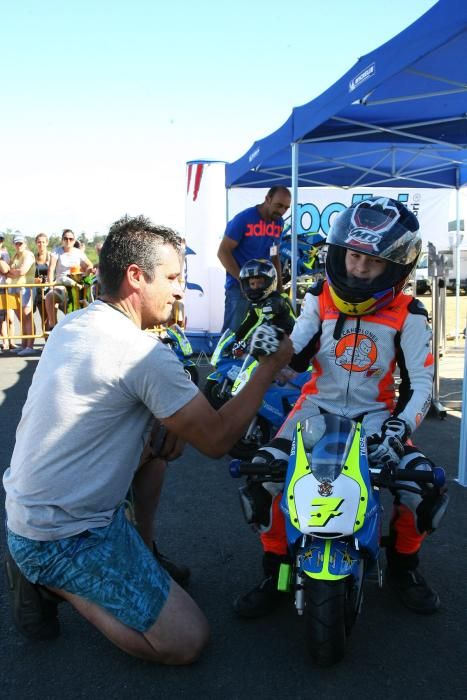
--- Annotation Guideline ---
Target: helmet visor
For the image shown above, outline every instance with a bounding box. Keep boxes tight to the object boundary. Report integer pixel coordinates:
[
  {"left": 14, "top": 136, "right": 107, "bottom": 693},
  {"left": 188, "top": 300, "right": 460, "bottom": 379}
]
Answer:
[{"left": 328, "top": 202, "right": 420, "bottom": 265}]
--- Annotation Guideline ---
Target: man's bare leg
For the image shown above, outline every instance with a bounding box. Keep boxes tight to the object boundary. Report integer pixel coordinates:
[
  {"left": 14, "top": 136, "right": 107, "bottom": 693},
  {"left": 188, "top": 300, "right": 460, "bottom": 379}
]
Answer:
[
  {"left": 50, "top": 581, "right": 210, "bottom": 665},
  {"left": 131, "top": 450, "right": 166, "bottom": 546},
  {"left": 131, "top": 439, "right": 190, "bottom": 584}
]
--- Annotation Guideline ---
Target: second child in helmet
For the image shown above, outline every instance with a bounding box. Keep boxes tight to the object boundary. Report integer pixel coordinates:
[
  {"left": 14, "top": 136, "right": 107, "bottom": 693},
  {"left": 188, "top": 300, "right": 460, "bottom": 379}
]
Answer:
[{"left": 231, "top": 259, "right": 296, "bottom": 358}]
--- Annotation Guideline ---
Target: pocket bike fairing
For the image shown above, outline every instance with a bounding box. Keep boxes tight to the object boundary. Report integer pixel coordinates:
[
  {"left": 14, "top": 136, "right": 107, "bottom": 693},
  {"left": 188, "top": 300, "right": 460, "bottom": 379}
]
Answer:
[
  {"left": 230, "top": 413, "right": 447, "bottom": 667},
  {"left": 228, "top": 353, "right": 312, "bottom": 459},
  {"left": 162, "top": 323, "right": 199, "bottom": 386},
  {"left": 203, "top": 329, "right": 244, "bottom": 408}
]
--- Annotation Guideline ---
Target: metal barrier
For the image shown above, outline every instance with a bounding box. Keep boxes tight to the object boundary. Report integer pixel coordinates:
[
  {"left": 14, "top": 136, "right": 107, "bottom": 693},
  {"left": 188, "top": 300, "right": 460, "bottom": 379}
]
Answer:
[{"left": 0, "top": 281, "right": 96, "bottom": 344}]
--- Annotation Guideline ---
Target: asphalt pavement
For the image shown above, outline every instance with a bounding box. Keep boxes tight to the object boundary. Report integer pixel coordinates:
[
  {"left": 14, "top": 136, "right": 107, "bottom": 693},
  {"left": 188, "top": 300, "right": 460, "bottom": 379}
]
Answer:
[{"left": 0, "top": 342, "right": 466, "bottom": 700}]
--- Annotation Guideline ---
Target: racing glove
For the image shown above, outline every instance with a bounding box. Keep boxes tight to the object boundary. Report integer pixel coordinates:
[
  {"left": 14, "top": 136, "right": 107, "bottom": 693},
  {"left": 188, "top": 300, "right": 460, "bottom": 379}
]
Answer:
[
  {"left": 231, "top": 340, "right": 247, "bottom": 358},
  {"left": 367, "top": 417, "right": 411, "bottom": 470},
  {"left": 249, "top": 324, "right": 284, "bottom": 358}
]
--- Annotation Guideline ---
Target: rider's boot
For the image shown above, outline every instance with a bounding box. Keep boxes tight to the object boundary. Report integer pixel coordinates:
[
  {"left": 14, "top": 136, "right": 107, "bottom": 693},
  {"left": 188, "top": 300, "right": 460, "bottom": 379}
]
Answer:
[
  {"left": 4, "top": 551, "right": 61, "bottom": 640},
  {"left": 152, "top": 543, "right": 191, "bottom": 586},
  {"left": 386, "top": 547, "right": 440, "bottom": 614},
  {"left": 233, "top": 551, "right": 289, "bottom": 619}
]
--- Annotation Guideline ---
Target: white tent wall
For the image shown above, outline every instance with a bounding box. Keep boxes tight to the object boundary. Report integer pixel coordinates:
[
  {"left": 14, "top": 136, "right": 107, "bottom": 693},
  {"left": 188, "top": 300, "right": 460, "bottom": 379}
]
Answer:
[{"left": 184, "top": 161, "right": 227, "bottom": 347}]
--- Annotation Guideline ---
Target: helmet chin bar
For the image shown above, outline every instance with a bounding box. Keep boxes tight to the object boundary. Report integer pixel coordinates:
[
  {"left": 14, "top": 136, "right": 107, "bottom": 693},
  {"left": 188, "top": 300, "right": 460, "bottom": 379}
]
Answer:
[{"left": 346, "top": 274, "right": 374, "bottom": 289}]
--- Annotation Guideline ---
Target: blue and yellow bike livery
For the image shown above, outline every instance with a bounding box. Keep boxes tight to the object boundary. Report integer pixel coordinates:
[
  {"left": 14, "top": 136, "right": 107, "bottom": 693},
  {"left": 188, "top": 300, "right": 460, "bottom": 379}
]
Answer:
[
  {"left": 230, "top": 413, "right": 446, "bottom": 666},
  {"left": 203, "top": 329, "right": 244, "bottom": 408},
  {"left": 281, "top": 416, "right": 379, "bottom": 582},
  {"left": 163, "top": 323, "right": 199, "bottom": 385},
  {"left": 228, "top": 353, "right": 312, "bottom": 459}
]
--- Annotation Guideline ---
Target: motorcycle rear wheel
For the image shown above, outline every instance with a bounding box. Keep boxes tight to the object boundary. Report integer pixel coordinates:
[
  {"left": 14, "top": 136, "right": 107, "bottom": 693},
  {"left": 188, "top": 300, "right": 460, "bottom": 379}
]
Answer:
[
  {"left": 305, "top": 577, "right": 357, "bottom": 667},
  {"left": 228, "top": 416, "right": 272, "bottom": 459}
]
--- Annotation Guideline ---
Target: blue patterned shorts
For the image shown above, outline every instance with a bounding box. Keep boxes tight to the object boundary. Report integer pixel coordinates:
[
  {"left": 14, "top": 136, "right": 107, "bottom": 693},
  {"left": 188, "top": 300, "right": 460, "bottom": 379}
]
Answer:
[{"left": 7, "top": 506, "right": 171, "bottom": 632}]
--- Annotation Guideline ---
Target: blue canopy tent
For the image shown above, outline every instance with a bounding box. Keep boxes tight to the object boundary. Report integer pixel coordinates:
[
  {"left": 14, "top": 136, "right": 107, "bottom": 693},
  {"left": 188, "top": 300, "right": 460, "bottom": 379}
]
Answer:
[
  {"left": 226, "top": 0, "right": 467, "bottom": 483},
  {"left": 227, "top": 0, "right": 467, "bottom": 191}
]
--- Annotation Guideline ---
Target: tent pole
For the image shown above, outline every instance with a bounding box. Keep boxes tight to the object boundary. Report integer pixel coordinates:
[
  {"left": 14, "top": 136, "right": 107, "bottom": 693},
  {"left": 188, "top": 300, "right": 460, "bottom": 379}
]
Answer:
[
  {"left": 455, "top": 182, "right": 461, "bottom": 342},
  {"left": 430, "top": 275, "right": 447, "bottom": 418},
  {"left": 457, "top": 326, "right": 467, "bottom": 486},
  {"left": 291, "top": 143, "right": 299, "bottom": 311},
  {"left": 455, "top": 175, "right": 467, "bottom": 486}
]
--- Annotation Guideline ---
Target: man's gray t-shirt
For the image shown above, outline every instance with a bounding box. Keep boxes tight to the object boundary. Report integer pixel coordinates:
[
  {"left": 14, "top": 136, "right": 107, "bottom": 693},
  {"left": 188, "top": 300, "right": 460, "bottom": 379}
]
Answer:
[{"left": 3, "top": 301, "right": 199, "bottom": 540}]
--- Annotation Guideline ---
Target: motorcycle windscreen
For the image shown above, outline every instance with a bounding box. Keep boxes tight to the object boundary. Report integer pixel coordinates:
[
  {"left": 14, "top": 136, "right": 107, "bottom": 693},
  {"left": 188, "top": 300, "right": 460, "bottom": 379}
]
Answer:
[
  {"left": 210, "top": 329, "right": 234, "bottom": 366},
  {"left": 167, "top": 324, "right": 193, "bottom": 356},
  {"left": 284, "top": 415, "right": 369, "bottom": 538},
  {"left": 231, "top": 356, "right": 258, "bottom": 395}
]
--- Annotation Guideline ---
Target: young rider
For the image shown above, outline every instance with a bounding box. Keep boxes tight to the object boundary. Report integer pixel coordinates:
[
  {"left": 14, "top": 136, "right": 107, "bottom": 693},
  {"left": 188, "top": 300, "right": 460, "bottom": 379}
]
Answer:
[
  {"left": 231, "top": 259, "right": 296, "bottom": 359},
  {"left": 233, "top": 197, "right": 448, "bottom": 619}
]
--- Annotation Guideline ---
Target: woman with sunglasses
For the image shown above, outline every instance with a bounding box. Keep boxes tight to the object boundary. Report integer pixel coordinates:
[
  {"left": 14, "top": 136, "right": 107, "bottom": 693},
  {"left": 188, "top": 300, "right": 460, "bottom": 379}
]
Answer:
[
  {"left": 45, "top": 229, "right": 93, "bottom": 331},
  {"left": 5, "top": 234, "right": 36, "bottom": 356}
]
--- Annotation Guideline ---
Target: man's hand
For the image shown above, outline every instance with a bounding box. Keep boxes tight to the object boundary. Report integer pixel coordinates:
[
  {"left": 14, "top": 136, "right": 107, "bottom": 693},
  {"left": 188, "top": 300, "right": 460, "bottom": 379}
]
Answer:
[
  {"left": 275, "top": 365, "right": 299, "bottom": 385},
  {"left": 249, "top": 325, "right": 294, "bottom": 371},
  {"left": 367, "top": 417, "right": 410, "bottom": 469},
  {"left": 249, "top": 324, "right": 284, "bottom": 358},
  {"left": 158, "top": 431, "right": 186, "bottom": 461},
  {"left": 258, "top": 335, "right": 294, "bottom": 373},
  {"left": 150, "top": 422, "right": 185, "bottom": 461}
]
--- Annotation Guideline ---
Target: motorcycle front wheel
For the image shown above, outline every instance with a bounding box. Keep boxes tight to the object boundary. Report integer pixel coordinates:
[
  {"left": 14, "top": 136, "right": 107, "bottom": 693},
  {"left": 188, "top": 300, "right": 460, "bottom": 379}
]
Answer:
[
  {"left": 184, "top": 364, "right": 199, "bottom": 386},
  {"left": 305, "top": 577, "right": 358, "bottom": 667},
  {"left": 203, "top": 378, "right": 231, "bottom": 409}
]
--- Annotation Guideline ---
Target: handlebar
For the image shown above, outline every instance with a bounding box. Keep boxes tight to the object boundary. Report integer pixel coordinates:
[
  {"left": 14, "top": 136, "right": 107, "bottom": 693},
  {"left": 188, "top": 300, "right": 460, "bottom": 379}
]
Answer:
[
  {"left": 229, "top": 459, "right": 287, "bottom": 480},
  {"left": 230, "top": 460, "right": 446, "bottom": 488},
  {"left": 371, "top": 466, "right": 446, "bottom": 488}
]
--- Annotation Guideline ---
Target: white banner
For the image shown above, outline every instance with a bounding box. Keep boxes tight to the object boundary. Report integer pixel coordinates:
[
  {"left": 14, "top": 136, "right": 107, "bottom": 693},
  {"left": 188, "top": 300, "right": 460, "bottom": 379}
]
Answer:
[
  {"left": 229, "top": 186, "right": 450, "bottom": 248},
  {"left": 185, "top": 163, "right": 451, "bottom": 334},
  {"left": 184, "top": 162, "right": 227, "bottom": 333}
]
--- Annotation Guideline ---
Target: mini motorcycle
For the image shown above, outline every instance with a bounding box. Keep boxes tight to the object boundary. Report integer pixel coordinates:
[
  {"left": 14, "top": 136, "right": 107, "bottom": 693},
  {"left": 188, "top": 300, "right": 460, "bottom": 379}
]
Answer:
[
  {"left": 230, "top": 413, "right": 447, "bottom": 666},
  {"left": 228, "top": 354, "right": 311, "bottom": 459},
  {"left": 162, "top": 323, "right": 199, "bottom": 385},
  {"left": 279, "top": 229, "right": 326, "bottom": 284},
  {"left": 203, "top": 329, "right": 243, "bottom": 408}
]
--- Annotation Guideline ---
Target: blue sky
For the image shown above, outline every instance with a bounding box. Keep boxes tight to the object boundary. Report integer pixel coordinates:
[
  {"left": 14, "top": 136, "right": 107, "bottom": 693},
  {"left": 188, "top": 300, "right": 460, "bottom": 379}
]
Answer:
[{"left": 0, "top": 0, "right": 438, "bottom": 238}]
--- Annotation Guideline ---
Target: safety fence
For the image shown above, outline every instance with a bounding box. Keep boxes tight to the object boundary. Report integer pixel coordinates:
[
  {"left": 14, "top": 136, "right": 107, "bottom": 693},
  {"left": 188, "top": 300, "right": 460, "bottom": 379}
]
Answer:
[{"left": 0, "top": 280, "right": 97, "bottom": 344}]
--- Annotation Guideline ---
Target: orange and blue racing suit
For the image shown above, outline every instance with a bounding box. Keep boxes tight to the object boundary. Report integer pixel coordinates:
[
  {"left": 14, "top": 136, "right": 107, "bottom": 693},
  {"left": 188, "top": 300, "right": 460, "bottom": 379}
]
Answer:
[{"left": 258, "top": 281, "right": 435, "bottom": 562}]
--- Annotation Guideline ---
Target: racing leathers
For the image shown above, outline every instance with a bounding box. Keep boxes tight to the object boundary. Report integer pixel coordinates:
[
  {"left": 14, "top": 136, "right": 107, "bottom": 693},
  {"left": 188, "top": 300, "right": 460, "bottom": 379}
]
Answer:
[
  {"left": 256, "top": 281, "right": 436, "bottom": 561},
  {"left": 232, "top": 291, "right": 296, "bottom": 357}
]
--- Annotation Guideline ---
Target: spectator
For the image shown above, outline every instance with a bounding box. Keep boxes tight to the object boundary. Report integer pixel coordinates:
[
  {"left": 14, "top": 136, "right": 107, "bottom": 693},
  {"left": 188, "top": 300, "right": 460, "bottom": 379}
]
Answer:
[
  {"left": 0, "top": 232, "right": 11, "bottom": 352},
  {"left": 217, "top": 187, "right": 291, "bottom": 332},
  {"left": 6, "top": 234, "right": 36, "bottom": 356},
  {"left": 34, "top": 233, "right": 51, "bottom": 330},
  {"left": 45, "top": 229, "right": 93, "bottom": 330},
  {"left": 74, "top": 239, "right": 87, "bottom": 253}
]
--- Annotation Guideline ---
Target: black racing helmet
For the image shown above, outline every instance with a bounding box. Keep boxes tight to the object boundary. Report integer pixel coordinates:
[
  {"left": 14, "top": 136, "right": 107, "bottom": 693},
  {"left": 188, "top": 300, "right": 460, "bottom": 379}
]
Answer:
[
  {"left": 239, "top": 258, "right": 277, "bottom": 303},
  {"left": 325, "top": 197, "right": 421, "bottom": 315}
]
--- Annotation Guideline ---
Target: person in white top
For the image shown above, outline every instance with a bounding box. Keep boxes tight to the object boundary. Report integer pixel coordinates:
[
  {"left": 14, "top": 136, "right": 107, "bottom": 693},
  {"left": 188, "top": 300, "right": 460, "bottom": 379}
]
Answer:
[
  {"left": 0, "top": 232, "right": 11, "bottom": 351},
  {"left": 3, "top": 214, "right": 293, "bottom": 664},
  {"left": 45, "top": 229, "right": 92, "bottom": 330},
  {"left": 5, "top": 234, "right": 36, "bottom": 355}
]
